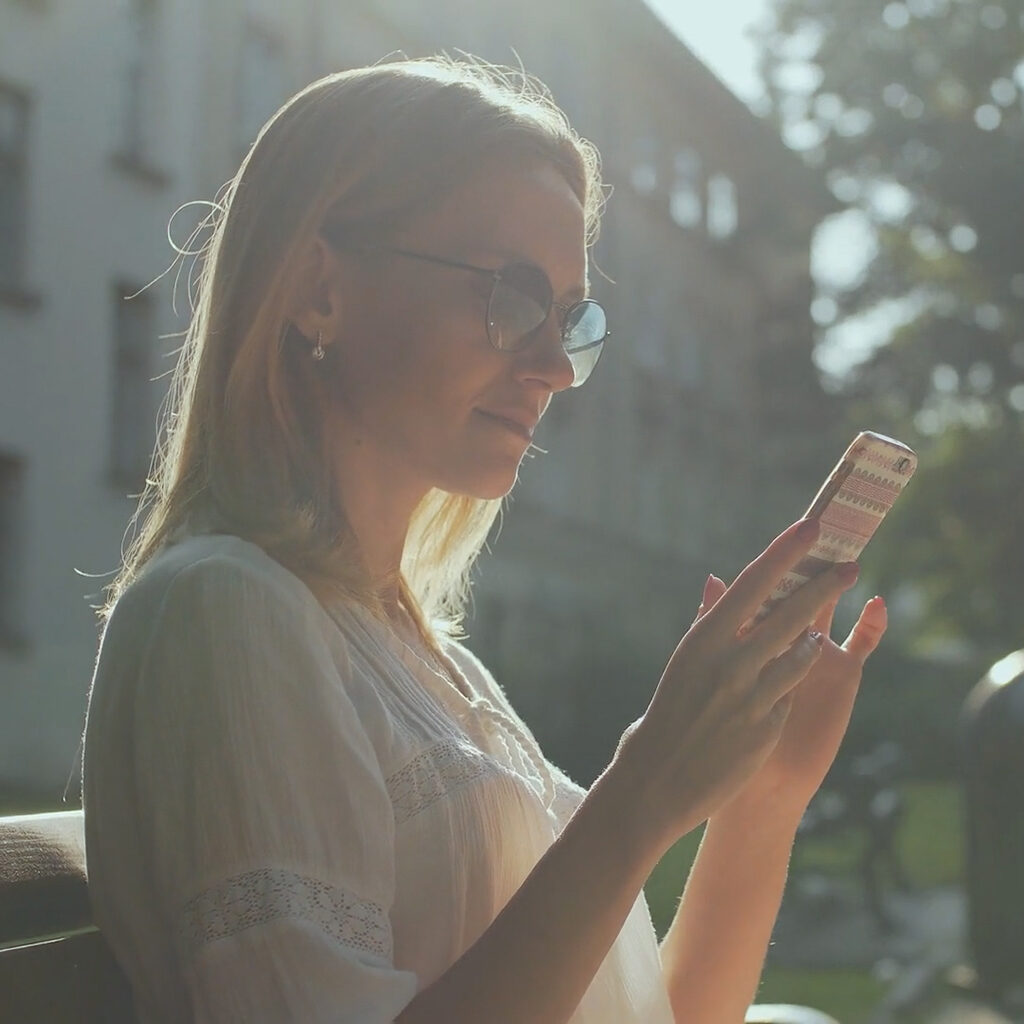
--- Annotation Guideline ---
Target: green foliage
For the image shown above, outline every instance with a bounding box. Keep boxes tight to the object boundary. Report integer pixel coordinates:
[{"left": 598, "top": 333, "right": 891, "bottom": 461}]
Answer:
[
  {"left": 896, "top": 780, "right": 964, "bottom": 887},
  {"left": 756, "top": 967, "right": 888, "bottom": 1024},
  {"left": 758, "top": 0, "right": 1024, "bottom": 661},
  {"left": 863, "top": 418, "right": 1024, "bottom": 658},
  {"left": 644, "top": 782, "right": 963, "bottom": 935},
  {"left": 792, "top": 780, "right": 964, "bottom": 885},
  {"left": 643, "top": 825, "right": 706, "bottom": 938},
  {"left": 841, "top": 642, "right": 980, "bottom": 777}
]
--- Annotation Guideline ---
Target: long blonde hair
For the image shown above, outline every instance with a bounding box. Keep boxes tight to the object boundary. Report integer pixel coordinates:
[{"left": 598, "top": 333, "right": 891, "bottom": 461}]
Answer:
[{"left": 104, "top": 56, "right": 605, "bottom": 637}]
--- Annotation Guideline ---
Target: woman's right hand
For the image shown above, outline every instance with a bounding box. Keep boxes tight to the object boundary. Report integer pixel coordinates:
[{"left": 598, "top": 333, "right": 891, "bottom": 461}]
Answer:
[{"left": 613, "top": 518, "right": 861, "bottom": 850}]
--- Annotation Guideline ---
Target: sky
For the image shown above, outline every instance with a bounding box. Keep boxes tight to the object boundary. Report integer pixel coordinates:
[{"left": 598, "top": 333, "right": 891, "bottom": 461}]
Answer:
[
  {"left": 643, "top": 0, "right": 885, "bottom": 379},
  {"left": 643, "top": 0, "right": 773, "bottom": 107}
]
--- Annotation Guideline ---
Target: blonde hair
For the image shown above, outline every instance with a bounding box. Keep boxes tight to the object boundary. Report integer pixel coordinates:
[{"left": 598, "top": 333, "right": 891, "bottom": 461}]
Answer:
[{"left": 104, "top": 55, "right": 605, "bottom": 639}]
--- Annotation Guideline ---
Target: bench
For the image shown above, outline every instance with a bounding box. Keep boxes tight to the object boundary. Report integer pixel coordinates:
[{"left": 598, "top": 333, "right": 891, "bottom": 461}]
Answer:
[
  {"left": 0, "top": 810, "right": 837, "bottom": 1024},
  {"left": 0, "top": 810, "right": 134, "bottom": 1022}
]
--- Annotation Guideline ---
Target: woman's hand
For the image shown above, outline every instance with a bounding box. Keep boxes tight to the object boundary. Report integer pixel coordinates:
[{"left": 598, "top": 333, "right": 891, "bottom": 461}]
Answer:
[
  {"left": 699, "top": 572, "right": 887, "bottom": 819},
  {"left": 614, "top": 518, "right": 860, "bottom": 851}
]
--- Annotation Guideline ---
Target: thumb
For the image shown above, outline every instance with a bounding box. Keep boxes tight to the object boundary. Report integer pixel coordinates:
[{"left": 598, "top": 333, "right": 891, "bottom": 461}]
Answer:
[{"left": 842, "top": 595, "right": 888, "bottom": 664}]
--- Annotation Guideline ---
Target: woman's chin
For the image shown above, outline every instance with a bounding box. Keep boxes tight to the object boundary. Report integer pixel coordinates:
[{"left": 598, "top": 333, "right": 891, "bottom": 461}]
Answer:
[{"left": 443, "top": 462, "right": 523, "bottom": 501}]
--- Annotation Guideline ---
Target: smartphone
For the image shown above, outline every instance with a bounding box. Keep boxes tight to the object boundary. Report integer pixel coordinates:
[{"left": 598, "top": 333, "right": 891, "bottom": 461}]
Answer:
[{"left": 752, "top": 430, "right": 918, "bottom": 625}]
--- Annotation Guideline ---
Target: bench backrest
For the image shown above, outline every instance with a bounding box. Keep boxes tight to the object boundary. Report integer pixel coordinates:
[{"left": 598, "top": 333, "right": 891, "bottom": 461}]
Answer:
[{"left": 0, "top": 811, "right": 134, "bottom": 1023}]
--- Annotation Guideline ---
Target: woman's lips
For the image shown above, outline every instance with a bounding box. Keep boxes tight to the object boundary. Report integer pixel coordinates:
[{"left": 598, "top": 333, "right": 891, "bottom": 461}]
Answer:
[{"left": 476, "top": 409, "right": 535, "bottom": 441}]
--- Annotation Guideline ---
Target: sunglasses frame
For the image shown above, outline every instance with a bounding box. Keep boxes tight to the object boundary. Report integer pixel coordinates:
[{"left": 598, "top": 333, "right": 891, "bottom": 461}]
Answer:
[{"left": 335, "top": 243, "right": 609, "bottom": 386}]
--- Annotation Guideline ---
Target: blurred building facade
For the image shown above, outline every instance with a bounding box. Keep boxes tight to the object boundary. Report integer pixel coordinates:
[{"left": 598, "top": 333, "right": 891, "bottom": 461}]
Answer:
[{"left": 0, "top": 0, "right": 833, "bottom": 798}]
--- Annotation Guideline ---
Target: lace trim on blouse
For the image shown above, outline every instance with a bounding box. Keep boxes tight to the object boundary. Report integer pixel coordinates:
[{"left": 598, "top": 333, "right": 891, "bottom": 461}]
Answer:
[
  {"left": 178, "top": 867, "right": 393, "bottom": 962},
  {"left": 386, "top": 739, "right": 500, "bottom": 825}
]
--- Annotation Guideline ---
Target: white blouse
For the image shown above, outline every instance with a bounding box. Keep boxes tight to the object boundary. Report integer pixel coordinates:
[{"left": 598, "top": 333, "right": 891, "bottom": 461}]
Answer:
[{"left": 83, "top": 533, "right": 674, "bottom": 1023}]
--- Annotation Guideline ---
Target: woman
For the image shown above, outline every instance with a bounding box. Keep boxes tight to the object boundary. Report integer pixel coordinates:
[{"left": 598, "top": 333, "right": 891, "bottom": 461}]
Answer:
[{"left": 83, "top": 56, "right": 886, "bottom": 1024}]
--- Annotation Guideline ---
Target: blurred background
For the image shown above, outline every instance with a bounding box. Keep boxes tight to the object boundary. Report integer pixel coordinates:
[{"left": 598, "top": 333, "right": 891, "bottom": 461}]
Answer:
[{"left": 1, "top": 0, "right": 1022, "bottom": 1020}]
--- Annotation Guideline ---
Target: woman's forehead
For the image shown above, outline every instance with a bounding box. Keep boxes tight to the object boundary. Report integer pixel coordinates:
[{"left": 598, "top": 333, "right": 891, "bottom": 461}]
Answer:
[
  {"left": 411, "top": 161, "right": 583, "bottom": 241},
  {"left": 402, "top": 162, "right": 587, "bottom": 282}
]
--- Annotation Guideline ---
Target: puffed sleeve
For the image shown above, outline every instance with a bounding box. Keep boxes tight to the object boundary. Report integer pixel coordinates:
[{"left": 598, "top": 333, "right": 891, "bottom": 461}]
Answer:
[{"left": 129, "top": 554, "right": 418, "bottom": 1023}]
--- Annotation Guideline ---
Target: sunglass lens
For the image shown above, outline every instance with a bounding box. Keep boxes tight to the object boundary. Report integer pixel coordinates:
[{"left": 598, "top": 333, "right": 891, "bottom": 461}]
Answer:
[
  {"left": 487, "top": 264, "right": 551, "bottom": 350},
  {"left": 563, "top": 300, "right": 607, "bottom": 387}
]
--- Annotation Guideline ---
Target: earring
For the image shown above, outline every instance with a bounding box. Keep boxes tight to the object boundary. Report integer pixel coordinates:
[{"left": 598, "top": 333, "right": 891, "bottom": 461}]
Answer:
[{"left": 312, "top": 329, "right": 326, "bottom": 361}]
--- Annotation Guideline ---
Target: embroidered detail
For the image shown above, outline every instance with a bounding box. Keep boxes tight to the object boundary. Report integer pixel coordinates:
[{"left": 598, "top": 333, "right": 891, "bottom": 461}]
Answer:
[
  {"left": 550, "top": 775, "right": 585, "bottom": 831},
  {"left": 178, "top": 867, "right": 392, "bottom": 961},
  {"left": 387, "top": 740, "right": 499, "bottom": 825}
]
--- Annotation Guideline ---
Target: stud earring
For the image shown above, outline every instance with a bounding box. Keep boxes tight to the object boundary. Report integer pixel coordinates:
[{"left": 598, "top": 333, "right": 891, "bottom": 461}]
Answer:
[{"left": 312, "top": 329, "right": 326, "bottom": 361}]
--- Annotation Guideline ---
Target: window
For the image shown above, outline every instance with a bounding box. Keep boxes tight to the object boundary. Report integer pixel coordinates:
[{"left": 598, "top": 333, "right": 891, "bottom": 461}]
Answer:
[
  {"left": 237, "top": 21, "right": 288, "bottom": 160},
  {"left": 630, "top": 134, "right": 660, "bottom": 196},
  {"left": 707, "top": 173, "right": 738, "bottom": 240},
  {"left": 0, "top": 82, "right": 30, "bottom": 286},
  {"left": 118, "top": 0, "right": 159, "bottom": 162},
  {"left": 0, "top": 452, "right": 27, "bottom": 649},
  {"left": 669, "top": 147, "right": 703, "bottom": 229},
  {"left": 110, "top": 284, "right": 159, "bottom": 485}
]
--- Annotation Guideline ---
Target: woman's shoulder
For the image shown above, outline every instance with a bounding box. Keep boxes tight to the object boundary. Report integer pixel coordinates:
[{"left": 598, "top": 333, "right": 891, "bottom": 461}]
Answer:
[
  {"left": 102, "top": 533, "right": 327, "bottom": 660},
  {"left": 123, "top": 532, "right": 315, "bottom": 613}
]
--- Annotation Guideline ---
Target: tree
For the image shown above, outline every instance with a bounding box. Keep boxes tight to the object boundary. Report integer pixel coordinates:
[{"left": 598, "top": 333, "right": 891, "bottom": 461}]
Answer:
[{"left": 757, "top": 0, "right": 1024, "bottom": 661}]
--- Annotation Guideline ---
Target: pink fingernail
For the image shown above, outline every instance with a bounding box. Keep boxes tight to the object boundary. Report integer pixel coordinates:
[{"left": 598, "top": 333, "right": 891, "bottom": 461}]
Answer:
[
  {"left": 836, "top": 561, "right": 860, "bottom": 583},
  {"left": 796, "top": 519, "right": 819, "bottom": 540}
]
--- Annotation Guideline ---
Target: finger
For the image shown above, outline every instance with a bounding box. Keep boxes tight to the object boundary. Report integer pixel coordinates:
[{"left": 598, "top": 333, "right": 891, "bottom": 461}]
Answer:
[
  {"left": 842, "top": 595, "right": 887, "bottom": 664},
  {"left": 752, "top": 629, "right": 825, "bottom": 713},
  {"left": 768, "top": 690, "right": 796, "bottom": 728},
  {"left": 705, "top": 573, "right": 728, "bottom": 608},
  {"left": 813, "top": 598, "right": 839, "bottom": 638},
  {"left": 744, "top": 561, "right": 859, "bottom": 664},
  {"left": 695, "top": 574, "right": 727, "bottom": 622},
  {"left": 706, "top": 519, "right": 822, "bottom": 636}
]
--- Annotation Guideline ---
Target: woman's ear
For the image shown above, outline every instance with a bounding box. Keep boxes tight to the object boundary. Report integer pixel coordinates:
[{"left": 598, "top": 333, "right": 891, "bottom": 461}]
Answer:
[{"left": 287, "top": 236, "right": 349, "bottom": 346}]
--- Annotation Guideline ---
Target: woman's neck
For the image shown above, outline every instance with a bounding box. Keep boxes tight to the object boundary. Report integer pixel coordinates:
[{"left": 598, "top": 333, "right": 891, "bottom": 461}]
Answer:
[{"left": 328, "top": 431, "right": 428, "bottom": 613}]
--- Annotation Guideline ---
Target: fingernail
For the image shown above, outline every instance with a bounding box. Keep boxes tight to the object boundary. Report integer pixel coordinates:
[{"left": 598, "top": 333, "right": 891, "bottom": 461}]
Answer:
[
  {"left": 702, "top": 573, "right": 714, "bottom": 603},
  {"left": 872, "top": 595, "right": 886, "bottom": 609},
  {"left": 836, "top": 561, "right": 860, "bottom": 584},
  {"left": 796, "top": 518, "right": 819, "bottom": 540}
]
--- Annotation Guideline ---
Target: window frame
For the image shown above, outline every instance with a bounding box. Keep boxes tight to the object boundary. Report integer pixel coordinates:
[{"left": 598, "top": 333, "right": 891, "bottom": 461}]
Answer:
[
  {"left": 0, "top": 79, "right": 33, "bottom": 296},
  {"left": 0, "top": 450, "right": 29, "bottom": 653}
]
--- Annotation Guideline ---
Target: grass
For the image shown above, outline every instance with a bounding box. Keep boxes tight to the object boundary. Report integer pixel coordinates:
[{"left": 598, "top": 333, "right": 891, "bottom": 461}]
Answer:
[
  {"left": 895, "top": 781, "right": 964, "bottom": 887},
  {"left": 756, "top": 967, "right": 889, "bottom": 1024},
  {"left": 644, "top": 781, "right": 963, "bottom": 1021},
  {"left": 644, "top": 824, "right": 706, "bottom": 937},
  {"left": 645, "top": 781, "right": 963, "bottom": 936},
  {"left": 790, "top": 781, "right": 964, "bottom": 888}
]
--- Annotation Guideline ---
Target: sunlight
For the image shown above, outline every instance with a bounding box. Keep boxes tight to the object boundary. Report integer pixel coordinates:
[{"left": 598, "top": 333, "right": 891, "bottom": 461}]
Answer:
[
  {"left": 987, "top": 650, "right": 1024, "bottom": 688},
  {"left": 643, "top": 0, "right": 772, "bottom": 104}
]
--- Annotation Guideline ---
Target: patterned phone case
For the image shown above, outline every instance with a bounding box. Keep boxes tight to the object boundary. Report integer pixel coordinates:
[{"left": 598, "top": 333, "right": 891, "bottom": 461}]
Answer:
[{"left": 752, "top": 431, "right": 918, "bottom": 625}]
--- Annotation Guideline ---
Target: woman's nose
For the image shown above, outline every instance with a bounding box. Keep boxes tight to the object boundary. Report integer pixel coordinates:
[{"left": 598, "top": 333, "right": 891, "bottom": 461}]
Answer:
[{"left": 512, "top": 313, "right": 576, "bottom": 392}]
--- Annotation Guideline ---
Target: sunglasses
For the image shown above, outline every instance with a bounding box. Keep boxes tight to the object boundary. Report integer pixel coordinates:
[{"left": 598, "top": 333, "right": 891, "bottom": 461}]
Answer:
[{"left": 340, "top": 245, "right": 609, "bottom": 387}]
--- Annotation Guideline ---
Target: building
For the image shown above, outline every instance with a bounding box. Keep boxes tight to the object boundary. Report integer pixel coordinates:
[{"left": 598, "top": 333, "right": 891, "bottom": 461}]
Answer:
[{"left": 0, "top": 0, "right": 834, "bottom": 800}]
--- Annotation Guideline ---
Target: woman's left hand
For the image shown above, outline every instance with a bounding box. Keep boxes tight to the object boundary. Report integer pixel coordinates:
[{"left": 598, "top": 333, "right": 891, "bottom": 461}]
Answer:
[{"left": 698, "top": 573, "right": 887, "bottom": 818}]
